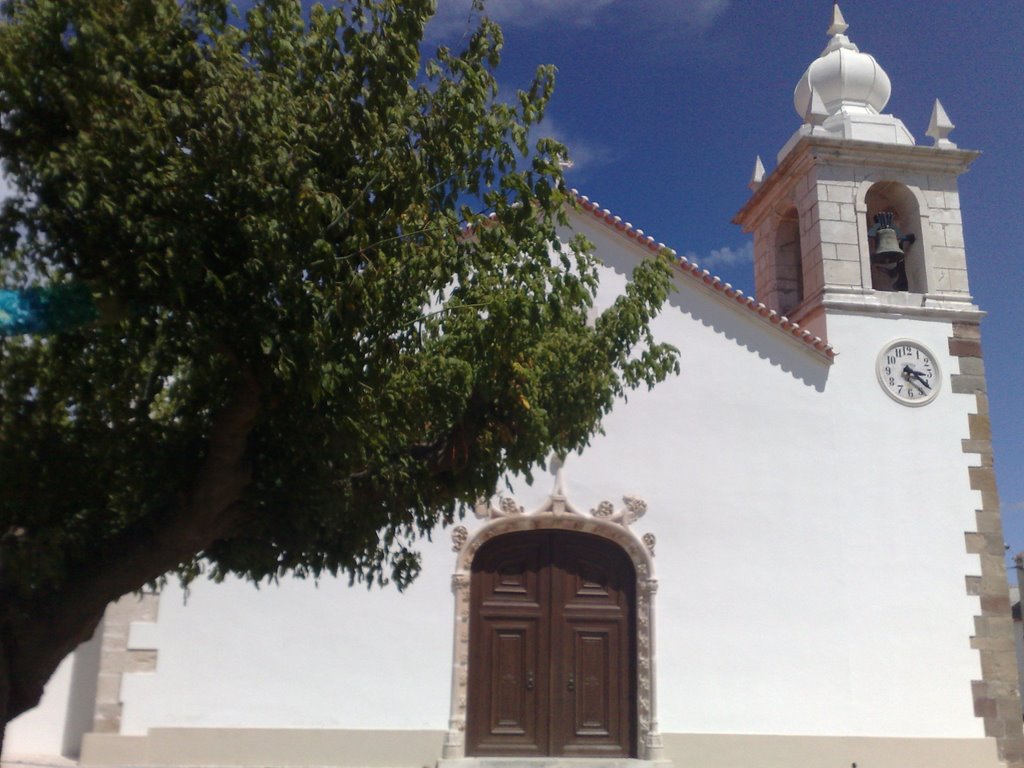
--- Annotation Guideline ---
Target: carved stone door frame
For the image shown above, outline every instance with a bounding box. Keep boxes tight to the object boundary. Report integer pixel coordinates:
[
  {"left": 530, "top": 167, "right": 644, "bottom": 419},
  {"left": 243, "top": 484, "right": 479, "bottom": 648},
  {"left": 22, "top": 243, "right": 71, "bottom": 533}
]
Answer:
[{"left": 443, "top": 480, "right": 664, "bottom": 763}]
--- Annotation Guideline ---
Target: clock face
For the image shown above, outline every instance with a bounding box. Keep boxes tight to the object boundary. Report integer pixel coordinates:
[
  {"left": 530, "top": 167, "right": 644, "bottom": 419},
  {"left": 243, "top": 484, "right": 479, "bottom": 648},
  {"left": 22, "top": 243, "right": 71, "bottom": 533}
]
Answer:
[{"left": 876, "top": 339, "right": 941, "bottom": 406}]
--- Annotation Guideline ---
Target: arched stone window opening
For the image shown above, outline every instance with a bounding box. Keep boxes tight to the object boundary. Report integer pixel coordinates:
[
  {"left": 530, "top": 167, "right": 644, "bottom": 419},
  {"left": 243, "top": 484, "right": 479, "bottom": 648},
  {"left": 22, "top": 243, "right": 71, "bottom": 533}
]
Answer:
[
  {"left": 865, "top": 182, "right": 923, "bottom": 293},
  {"left": 773, "top": 208, "right": 804, "bottom": 315}
]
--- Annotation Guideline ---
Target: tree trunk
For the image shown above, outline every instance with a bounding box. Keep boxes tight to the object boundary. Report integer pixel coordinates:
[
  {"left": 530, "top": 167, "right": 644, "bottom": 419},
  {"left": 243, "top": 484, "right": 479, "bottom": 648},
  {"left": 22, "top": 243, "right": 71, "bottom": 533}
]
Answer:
[{"left": 1, "top": 372, "right": 260, "bottom": 730}]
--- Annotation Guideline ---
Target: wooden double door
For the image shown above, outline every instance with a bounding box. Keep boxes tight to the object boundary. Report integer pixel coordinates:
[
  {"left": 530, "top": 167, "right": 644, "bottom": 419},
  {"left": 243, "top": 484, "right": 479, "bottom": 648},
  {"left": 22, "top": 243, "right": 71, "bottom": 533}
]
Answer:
[{"left": 466, "top": 530, "right": 637, "bottom": 758}]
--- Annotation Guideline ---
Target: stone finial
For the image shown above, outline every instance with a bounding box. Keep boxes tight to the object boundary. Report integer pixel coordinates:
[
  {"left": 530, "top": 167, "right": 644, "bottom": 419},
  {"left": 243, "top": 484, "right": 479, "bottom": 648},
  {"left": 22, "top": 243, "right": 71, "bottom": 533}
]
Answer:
[
  {"left": 927, "top": 99, "right": 957, "bottom": 148},
  {"left": 549, "top": 453, "right": 567, "bottom": 497},
  {"left": 748, "top": 155, "right": 766, "bottom": 192},
  {"left": 828, "top": 3, "right": 849, "bottom": 36},
  {"left": 804, "top": 87, "right": 829, "bottom": 127}
]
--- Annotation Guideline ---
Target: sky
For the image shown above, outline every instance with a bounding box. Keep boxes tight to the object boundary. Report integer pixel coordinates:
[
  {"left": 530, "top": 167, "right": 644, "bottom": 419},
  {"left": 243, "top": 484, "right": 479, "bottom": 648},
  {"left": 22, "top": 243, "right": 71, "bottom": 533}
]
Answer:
[{"left": 425, "top": 1, "right": 1024, "bottom": 560}]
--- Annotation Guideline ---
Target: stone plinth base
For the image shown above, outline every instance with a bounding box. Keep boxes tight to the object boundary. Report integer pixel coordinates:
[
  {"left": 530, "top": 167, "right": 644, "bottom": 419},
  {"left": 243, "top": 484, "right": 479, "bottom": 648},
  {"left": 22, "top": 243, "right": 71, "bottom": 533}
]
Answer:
[{"left": 76, "top": 729, "right": 1001, "bottom": 768}]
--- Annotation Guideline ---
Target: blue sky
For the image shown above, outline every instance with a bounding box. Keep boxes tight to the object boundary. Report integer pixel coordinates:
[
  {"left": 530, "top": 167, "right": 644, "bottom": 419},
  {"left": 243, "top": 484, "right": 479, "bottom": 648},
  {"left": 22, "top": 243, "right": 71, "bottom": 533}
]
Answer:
[{"left": 428, "top": 1, "right": 1024, "bottom": 558}]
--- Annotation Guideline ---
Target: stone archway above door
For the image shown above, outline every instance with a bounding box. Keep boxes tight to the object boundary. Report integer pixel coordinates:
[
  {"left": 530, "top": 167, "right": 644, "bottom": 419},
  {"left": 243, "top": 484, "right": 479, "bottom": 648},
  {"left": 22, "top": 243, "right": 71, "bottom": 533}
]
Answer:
[{"left": 441, "top": 470, "right": 666, "bottom": 765}]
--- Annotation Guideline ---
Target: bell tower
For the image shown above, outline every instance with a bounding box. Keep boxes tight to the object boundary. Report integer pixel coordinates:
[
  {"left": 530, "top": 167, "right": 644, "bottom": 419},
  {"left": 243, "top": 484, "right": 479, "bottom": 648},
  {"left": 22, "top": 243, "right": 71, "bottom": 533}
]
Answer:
[
  {"left": 735, "top": 8, "right": 1024, "bottom": 765},
  {"left": 734, "top": 4, "right": 982, "bottom": 341}
]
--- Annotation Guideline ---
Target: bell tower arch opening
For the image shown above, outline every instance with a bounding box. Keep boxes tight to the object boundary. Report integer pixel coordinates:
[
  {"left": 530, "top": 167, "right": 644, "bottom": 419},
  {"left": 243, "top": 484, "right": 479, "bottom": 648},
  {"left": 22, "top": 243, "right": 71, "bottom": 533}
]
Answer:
[
  {"left": 773, "top": 206, "right": 805, "bottom": 315},
  {"left": 864, "top": 181, "right": 923, "bottom": 293}
]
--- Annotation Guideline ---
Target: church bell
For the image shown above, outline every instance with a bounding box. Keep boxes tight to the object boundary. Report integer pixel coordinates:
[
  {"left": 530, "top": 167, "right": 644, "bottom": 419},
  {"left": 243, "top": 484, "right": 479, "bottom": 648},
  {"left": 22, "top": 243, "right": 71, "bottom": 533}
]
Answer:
[
  {"left": 873, "top": 218, "right": 904, "bottom": 260},
  {"left": 869, "top": 211, "right": 915, "bottom": 291}
]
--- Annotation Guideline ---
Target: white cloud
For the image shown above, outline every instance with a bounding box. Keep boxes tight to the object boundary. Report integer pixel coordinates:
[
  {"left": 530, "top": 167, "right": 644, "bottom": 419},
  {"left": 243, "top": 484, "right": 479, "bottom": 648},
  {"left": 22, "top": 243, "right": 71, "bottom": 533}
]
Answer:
[
  {"left": 429, "top": 0, "right": 730, "bottom": 37},
  {"left": 534, "top": 117, "right": 614, "bottom": 175},
  {"left": 685, "top": 240, "right": 753, "bottom": 270},
  {"left": 559, "top": 140, "right": 614, "bottom": 175}
]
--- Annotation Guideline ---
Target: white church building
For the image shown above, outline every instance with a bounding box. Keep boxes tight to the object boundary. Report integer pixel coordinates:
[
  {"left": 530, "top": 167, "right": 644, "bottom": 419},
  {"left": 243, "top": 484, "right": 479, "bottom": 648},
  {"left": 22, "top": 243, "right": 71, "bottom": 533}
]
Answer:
[{"left": 7, "top": 6, "right": 1023, "bottom": 768}]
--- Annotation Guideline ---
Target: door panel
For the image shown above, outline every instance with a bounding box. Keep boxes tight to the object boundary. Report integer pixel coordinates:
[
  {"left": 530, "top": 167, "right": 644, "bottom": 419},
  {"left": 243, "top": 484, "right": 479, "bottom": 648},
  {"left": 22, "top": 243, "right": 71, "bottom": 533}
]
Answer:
[
  {"left": 467, "top": 530, "right": 635, "bottom": 758},
  {"left": 555, "top": 621, "right": 628, "bottom": 756},
  {"left": 477, "top": 538, "right": 545, "bottom": 609},
  {"left": 484, "top": 620, "right": 541, "bottom": 742},
  {"left": 575, "top": 628, "right": 612, "bottom": 733},
  {"left": 468, "top": 536, "right": 548, "bottom": 756},
  {"left": 577, "top": 630, "right": 606, "bottom": 733}
]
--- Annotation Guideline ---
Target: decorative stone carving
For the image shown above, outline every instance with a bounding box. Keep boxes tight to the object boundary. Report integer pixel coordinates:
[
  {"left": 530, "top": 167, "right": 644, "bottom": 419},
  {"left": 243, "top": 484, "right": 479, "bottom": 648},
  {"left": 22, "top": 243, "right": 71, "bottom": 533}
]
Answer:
[
  {"left": 472, "top": 498, "right": 490, "bottom": 519},
  {"left": 477, "top": 489, "right": 648, "bottom": 531},
  {"left": 499, "top": 496, "right": 524, "bottom": 516},
  {"left": 451, "top": 525, "right": 468, "bottom": 552},
  {"left": 642, "top": 532, "right": 656, "bottom": 555},
  {"left": 624, "top": 495, "right": 647, "bottom": 522}
]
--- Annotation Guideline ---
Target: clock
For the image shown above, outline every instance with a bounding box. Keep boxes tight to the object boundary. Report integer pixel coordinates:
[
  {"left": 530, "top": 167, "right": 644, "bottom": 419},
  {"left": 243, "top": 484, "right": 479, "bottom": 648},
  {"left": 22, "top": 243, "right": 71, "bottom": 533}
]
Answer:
[{"left": 876, "top": 339, "right": 941, "bottom": 406}]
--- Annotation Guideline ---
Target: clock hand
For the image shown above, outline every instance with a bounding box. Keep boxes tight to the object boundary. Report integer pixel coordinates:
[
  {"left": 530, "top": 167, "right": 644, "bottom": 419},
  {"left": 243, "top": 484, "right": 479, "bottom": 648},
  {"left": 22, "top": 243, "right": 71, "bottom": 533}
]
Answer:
[
  {"left": 907, "top": 368, "right": 931, "bottom": 389},
  {"left": 899, "top": 365, "right": 927, "bottom": 395}
]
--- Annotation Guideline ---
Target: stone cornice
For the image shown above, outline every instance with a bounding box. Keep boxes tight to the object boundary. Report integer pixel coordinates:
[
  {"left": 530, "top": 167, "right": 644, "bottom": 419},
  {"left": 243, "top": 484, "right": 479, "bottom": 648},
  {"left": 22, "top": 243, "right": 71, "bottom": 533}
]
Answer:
[
  {"left": 804, "top": 136, "right": 981, "bottom": 173},
  {"left": 816, "top": 297, "right": 986, "bottom": 323},
  {"left": 734, "top": 136, "right": 981, "bottom": 232}
]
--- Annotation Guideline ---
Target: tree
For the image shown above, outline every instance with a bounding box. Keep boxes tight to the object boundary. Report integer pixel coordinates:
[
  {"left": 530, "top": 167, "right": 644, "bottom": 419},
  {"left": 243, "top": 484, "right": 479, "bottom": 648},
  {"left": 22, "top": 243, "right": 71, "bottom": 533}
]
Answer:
[{"left": 0, "top": 0, "right": 677, "bottom": 744}]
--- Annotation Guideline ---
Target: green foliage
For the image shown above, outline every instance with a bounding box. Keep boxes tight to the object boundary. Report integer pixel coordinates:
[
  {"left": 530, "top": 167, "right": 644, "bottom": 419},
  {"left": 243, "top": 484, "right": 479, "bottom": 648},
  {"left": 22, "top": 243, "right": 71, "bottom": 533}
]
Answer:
[{"left": 0, "top": 0, "right": 678, "bottom": 600}]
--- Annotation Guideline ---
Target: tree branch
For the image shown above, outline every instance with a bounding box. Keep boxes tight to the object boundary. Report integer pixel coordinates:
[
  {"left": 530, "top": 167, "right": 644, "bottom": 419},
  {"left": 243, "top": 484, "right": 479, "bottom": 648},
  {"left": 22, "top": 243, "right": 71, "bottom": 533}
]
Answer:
[{"left": 2, "top": 371, "right": 261, "bottom": 721}]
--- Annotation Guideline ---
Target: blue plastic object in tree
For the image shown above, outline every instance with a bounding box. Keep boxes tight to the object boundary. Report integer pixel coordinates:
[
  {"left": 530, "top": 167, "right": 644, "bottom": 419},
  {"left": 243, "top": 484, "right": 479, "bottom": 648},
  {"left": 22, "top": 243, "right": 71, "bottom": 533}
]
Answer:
[{"left": 0, "top": 284, "right": 97, "bottom": 335}]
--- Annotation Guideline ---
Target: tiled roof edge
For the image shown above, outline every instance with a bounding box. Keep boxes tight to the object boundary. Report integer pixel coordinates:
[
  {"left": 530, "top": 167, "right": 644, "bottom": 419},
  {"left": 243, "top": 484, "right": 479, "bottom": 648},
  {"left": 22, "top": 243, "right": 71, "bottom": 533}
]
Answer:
[{"left": 571, "top": 189, "right": 836, "bottom": 362}]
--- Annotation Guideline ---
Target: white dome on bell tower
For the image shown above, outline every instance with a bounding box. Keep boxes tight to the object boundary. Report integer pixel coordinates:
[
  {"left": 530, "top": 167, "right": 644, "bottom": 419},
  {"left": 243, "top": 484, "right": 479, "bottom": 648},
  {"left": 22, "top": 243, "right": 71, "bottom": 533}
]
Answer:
[
  {"left": 793, "top": 7, "right": 891, "bottom": 118},
  {"left": 778, "top": 4, "right": 915, "bottom": 162}
]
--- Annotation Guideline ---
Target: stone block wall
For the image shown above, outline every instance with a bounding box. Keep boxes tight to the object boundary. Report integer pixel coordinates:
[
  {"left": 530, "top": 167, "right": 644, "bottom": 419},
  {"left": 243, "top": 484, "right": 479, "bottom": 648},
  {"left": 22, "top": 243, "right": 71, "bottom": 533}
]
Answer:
[
  {"left": 953, "top": 322, "right": 1024, "bottom": 768},
  {"left": 92, "top": 592, "right": 159, "bottom": 735}
]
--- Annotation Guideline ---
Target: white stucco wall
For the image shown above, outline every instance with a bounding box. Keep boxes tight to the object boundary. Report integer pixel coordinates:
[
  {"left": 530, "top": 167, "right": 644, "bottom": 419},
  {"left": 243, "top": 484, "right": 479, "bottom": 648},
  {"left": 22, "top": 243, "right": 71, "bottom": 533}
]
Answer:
[
  {"left": 118, "top": 553, "right": 457, "bottom": 733},
  {"left": 6, "top": 653, "right": 76, "bottom": 755},
  {"left": 5, "top": 623, "right": 101, "bottom": 758},
  {"left": 103, "top": 211, "right": 985, "bottom": 741}
]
